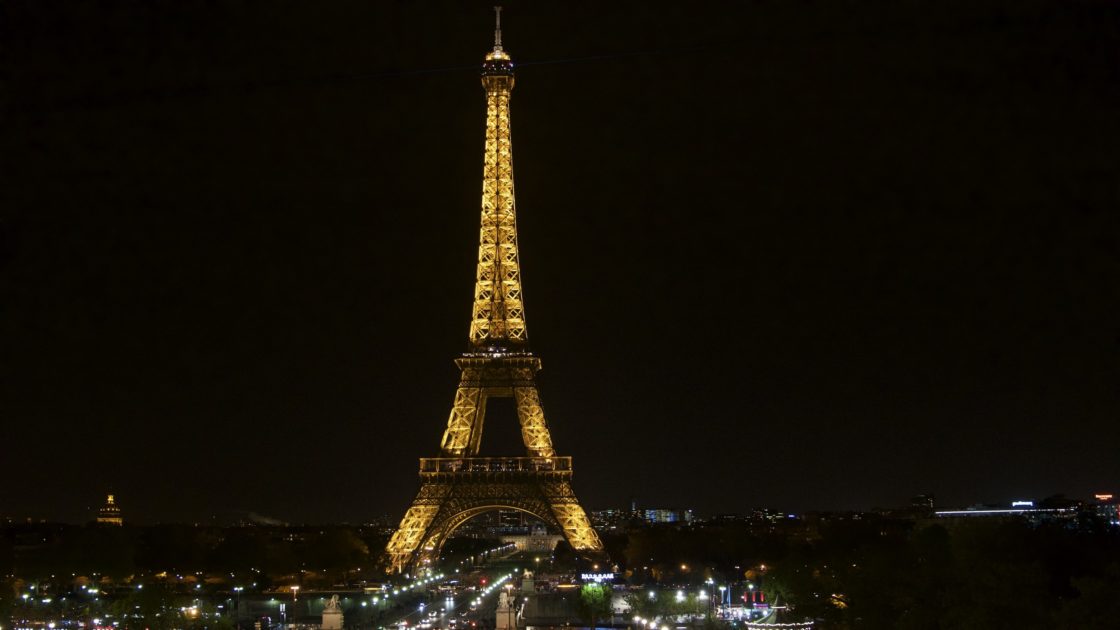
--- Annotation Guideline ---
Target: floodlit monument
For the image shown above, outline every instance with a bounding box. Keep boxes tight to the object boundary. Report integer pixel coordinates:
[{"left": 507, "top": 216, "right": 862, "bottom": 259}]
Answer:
[
  {"left": 321, "top": 595, "right": 343, "bottom": 630},
  {"left": 382, "top": 8, "right": 605, "bottom": 573},
  {"left": 495, "top": 589, "right": 516, "bottom": 630},
  {"left": 97, "top": 494, "right": 123, "bottom": 526}
]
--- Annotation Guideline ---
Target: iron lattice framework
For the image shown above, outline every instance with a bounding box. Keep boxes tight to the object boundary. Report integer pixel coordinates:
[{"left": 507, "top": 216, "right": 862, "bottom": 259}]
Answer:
[
  {"left": 468, "top": 46, "right": 525, "bottom": 349},
  {"left": 384, "top": 11, "right": 605, "bottom": 574}
]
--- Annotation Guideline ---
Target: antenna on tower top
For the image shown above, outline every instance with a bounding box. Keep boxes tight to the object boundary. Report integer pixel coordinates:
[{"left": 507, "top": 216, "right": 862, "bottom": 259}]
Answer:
[{"left": 493, "top": 6, "right": 503, "bottom": 51}]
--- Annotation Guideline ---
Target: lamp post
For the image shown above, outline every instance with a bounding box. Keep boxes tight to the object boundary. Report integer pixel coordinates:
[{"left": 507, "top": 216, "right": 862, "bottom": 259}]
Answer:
[{"left": 233, "top": 586, "right": 243, "bottom": 629}]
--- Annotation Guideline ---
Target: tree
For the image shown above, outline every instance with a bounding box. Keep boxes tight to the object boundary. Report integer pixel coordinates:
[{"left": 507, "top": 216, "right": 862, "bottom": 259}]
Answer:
[
  {"left": 1057, "top": 563, "right": 1120, "bottom": 629},
  {"left": 577, "top": 583, "right": 612, "bottom": 627},
  {"left": 0, "top": 578, "right": 15, "bottom": 626}
]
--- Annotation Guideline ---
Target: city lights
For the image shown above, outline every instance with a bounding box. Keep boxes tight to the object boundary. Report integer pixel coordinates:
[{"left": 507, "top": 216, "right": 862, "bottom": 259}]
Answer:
[{"left": 1, "top": 7, "right": 1115, "bottom": 630}]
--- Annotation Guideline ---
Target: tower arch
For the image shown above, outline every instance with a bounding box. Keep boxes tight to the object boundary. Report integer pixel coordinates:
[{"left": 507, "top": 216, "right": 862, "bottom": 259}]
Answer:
[{"left": 414, "top": 504, "right": 558, "bottom": 568}]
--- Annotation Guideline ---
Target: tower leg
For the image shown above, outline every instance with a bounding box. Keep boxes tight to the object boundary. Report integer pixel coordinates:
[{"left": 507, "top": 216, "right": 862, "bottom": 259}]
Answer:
[
  {"left": 384, "top": 483, "right": 451, "bottom": 574},
  {"left": 514, "top": 385, "right": 555, "bottom": 457},
  {"left": 544, "top": 481, "right": 606, "bottom": 558},
  {"left": 440, "top": 385, "right": 485, "bottom": 456}
]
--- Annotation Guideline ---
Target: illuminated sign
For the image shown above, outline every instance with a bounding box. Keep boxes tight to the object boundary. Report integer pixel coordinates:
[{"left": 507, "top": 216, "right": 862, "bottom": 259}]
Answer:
[{"left": 580, "top": 573, "right": 615, "bottom": 582}]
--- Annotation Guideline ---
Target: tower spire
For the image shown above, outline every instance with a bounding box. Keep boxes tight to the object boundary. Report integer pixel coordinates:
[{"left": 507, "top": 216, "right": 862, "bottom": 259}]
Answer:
[{"left": 493, "top": 6, "right": 503, "bottom": 52}]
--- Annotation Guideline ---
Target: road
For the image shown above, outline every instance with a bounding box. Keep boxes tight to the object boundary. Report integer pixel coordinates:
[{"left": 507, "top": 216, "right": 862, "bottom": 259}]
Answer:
[{"left": 380, "top": 550, "right": 525, "bottom": 630}]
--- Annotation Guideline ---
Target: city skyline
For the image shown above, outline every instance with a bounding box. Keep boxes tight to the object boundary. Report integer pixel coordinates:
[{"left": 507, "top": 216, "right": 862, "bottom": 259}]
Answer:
[
  {"left": 10, "top": 488, "right": 1116, "bottom": 528},
  {"left": 4, "top": 1, "right": 1118, "bottom": 524}
]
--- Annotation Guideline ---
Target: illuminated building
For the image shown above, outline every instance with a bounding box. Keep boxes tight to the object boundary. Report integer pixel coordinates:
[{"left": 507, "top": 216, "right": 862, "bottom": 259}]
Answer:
[
  {"left": 382, "top": 8, "right": 605, "bottom": 573},
  {"left": 97, "top": 493, "right": 123, "bottom": 526},
  {"left": 591, "top": 506, "right": 697, "bottom": 529},
  {"left": 589, "top": 508, "right": 633, "bottom": 530},
  {"left": 1094, "top": 493, "right": 1119, "bottom": 527},
  {"left": 643, "top": 508, "right": 694, "bottom": 524},
  {"left": 934, "top": 499, "right": 1079, "bottom": 524}
]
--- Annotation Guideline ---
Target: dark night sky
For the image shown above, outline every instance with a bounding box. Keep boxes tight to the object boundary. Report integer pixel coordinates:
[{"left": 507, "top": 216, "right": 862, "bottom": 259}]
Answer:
[{"left": 3, "top": 0, "right": 1118, "bottom": 525}]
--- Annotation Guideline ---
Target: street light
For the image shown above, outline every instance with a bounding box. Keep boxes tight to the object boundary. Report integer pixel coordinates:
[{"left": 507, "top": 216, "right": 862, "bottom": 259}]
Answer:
[
  {"left": 233, "top": 586, "right": 244, "bottom": 629},
  {"left": 503, "top": 584, "right": 515, "bottom": 630}
]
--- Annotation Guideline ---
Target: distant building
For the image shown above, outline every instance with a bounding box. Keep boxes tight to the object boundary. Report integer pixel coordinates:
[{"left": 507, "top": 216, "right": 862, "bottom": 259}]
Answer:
[
  {"left": 911, "top": 494, "right": 935, "bottom": 511},
  {"left": 97, "top": 494, "right": 123, "bottom": 526},
  {"left": 643, "top": 508, "right": 693, "bottom": 524},
  {"left": 590, "top": 506, "right": 694, "bottom": 529},
  {"left": 589, "top": 508, "right": 633, "bottom": 529},
  {"left": 498, "top": 509, "right": 528, "bottom": 531},
  {"left": 934, "top": 499, "right": 1079, "bottom": 524},
  {"left": 749, "top": 508, "right": 789, "bottom": 523},
  {"left": 1093, "top": 494, "right": 1119, "bottom": 527}
]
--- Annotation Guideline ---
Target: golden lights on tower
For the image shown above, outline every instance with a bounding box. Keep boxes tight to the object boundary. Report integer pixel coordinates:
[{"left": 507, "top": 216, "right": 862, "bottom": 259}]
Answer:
[{"left": 382, "top": 8, "right": 606, "bottom": 574}]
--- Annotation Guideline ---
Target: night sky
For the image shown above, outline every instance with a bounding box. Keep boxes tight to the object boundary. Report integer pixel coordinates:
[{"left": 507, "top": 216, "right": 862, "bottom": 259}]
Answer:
[{"left": 4, "top": 0, "right": 1118, "bottom": 525}]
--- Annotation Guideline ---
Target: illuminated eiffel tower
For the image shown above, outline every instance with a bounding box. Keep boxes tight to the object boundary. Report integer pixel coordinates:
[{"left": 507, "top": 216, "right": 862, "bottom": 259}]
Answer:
[{"left": 383, "top": 8, "right": 606, "bottom": 574}]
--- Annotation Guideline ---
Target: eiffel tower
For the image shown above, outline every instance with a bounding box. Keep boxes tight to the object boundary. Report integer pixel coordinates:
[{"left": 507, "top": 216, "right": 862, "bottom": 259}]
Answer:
[{"left": 382, "top": 9, "right": 606, "bottom": 575}]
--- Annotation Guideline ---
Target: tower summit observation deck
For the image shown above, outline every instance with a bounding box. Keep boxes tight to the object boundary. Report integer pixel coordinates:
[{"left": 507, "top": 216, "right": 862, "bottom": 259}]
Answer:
[{"left": 382, "top": 8, "right": 606, "bottom": 574}]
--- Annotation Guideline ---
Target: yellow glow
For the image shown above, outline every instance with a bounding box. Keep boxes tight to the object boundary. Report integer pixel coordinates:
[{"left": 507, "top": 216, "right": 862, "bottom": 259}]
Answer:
[{"left": 382, "top": 19, "right": 605, "bottom": 576}]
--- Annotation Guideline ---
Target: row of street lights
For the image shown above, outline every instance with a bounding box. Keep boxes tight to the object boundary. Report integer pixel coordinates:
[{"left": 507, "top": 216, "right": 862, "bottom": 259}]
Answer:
[{"left": 643, "top": 579, "right": 752, "bottom": 623}]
